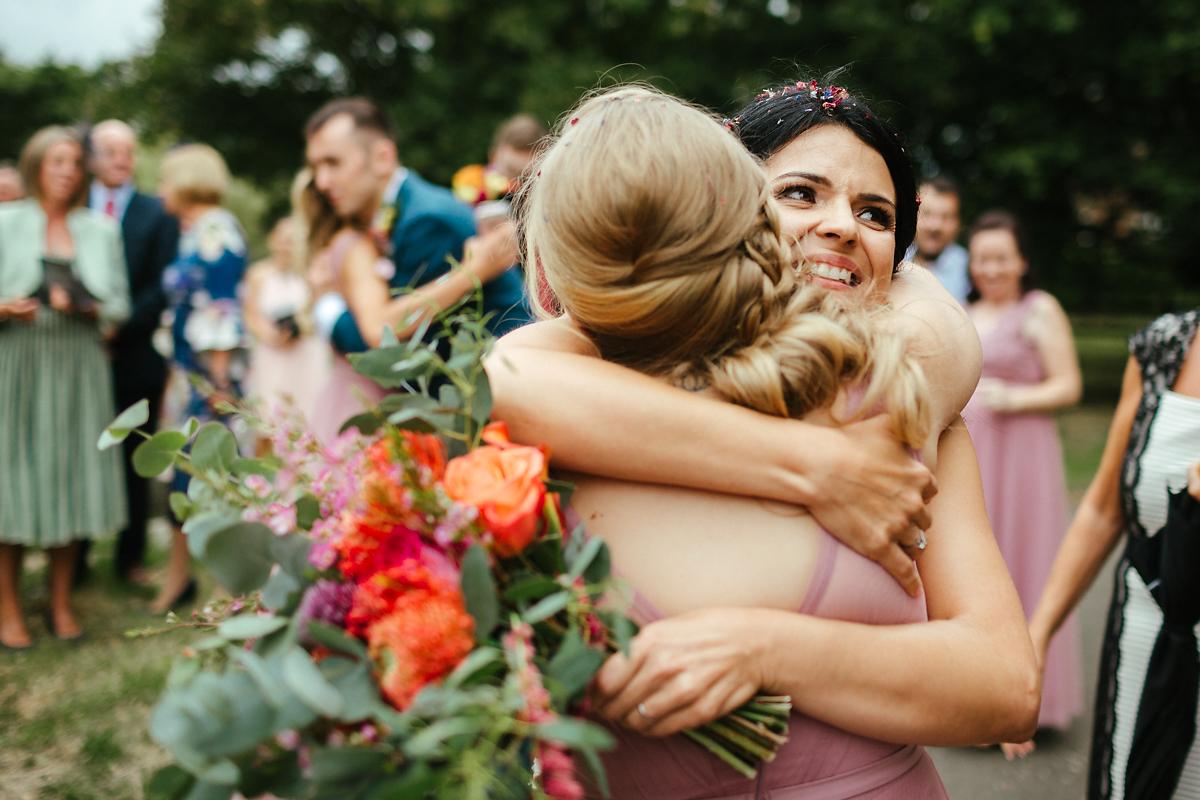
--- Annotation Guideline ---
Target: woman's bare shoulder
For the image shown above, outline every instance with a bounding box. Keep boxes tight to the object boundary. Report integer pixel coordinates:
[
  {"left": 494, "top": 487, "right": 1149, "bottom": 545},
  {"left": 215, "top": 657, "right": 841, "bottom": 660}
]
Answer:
[{"left": 492, "top": 316, "right": 598, "bottom": 356}]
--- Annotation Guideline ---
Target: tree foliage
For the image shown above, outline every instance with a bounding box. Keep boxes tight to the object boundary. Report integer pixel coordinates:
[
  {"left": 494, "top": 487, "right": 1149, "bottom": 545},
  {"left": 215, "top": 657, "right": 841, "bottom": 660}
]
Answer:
[{"left": 2, "top": 0, "right": 1198, "bottom": 311}]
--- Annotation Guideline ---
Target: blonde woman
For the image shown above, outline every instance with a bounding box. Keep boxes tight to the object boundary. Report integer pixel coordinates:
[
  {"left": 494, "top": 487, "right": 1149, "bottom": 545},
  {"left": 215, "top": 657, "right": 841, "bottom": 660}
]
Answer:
[
  {"left": 154, "top": 143, "right": 247, "bottom": 613},
  {"left": 501, "top": 86, "right": 1036, "bottom": 798},
  {"left": 0, "top": 127, "right": 129, "bottom": 646}
]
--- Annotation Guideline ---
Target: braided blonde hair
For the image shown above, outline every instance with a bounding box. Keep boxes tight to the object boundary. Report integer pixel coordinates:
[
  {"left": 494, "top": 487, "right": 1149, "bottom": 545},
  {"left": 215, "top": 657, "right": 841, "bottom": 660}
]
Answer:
[{"left": 521, "top": 86, "right": 930, "bottom": 448}]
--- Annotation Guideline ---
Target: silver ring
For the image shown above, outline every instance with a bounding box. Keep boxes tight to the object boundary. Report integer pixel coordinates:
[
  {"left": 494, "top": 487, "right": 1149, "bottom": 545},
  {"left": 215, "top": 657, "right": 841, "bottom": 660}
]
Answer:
[
  {"left": 636, "top": 702, "right": 655, "bottom": 720},
  {"left": 914, "top": 531, "right": 928, "bottom": 551}
]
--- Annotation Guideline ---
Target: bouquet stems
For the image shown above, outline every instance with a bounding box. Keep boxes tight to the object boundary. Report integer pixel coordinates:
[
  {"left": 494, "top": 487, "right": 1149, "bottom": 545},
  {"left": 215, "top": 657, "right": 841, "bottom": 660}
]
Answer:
[{"left": 683, "top": 694, "right": 791, "bottom": 779}]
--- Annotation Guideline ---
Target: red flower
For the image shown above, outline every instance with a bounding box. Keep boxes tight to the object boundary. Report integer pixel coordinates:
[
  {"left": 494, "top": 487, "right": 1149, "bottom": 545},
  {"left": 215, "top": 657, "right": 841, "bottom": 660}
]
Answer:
[
  {"left": 333, "top": 514, "right": 424, "bottom": 584},
  {"left": 350, "top": 563, "right": 474, "bottom": 709}
]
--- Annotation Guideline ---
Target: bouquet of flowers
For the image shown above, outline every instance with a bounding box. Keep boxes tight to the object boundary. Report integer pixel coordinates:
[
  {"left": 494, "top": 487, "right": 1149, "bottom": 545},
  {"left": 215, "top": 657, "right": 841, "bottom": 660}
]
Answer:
[{"left": 102, "top": 305, "right": 791, "bottom": 800}]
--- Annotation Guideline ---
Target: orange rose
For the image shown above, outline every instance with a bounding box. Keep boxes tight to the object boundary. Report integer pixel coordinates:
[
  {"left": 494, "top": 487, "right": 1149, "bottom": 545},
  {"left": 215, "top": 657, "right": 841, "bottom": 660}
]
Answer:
[{"left": 443, "top": 441, "right": 547, "bottom": 556}]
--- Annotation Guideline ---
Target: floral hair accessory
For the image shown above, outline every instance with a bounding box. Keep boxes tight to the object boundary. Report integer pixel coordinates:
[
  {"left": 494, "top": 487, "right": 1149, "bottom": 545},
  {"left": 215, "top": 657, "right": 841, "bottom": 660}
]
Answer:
[{"left": 749, "top": 81, "right": 855, "bottom": 116}]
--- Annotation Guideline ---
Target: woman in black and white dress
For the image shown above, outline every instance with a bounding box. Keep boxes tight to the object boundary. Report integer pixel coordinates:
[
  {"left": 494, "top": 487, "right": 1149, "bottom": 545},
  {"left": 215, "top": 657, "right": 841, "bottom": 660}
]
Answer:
[{"left": 1030, "top": 309, "right": 1200, "bottom": 800}]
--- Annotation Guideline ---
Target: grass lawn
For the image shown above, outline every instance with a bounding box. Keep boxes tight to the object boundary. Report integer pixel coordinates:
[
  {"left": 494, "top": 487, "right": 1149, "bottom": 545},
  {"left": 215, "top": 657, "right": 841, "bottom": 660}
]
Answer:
[{"left": 0, "top": 401, "right": 1121, "bottom": 799}]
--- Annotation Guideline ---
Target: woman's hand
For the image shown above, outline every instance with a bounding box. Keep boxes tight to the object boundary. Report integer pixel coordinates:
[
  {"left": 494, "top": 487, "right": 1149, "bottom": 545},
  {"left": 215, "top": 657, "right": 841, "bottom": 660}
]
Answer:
[
  {"left": 592, "top": 608, "right": 764, "bottom": 737},
  {"left": 803, "top": 415, "right": 936, "bottom": 597},
  {"left": 976, "top": 377, "right": 1017, "bottom": 413},
  {"left": 0, "top": 297, "right": 39, "bottom": 322},
  {"left": 48, "top": 284, "right": 73, "bottom": 314},
  {"left": 1188, "top": 462, "right": 1200, "bottom": 501}
]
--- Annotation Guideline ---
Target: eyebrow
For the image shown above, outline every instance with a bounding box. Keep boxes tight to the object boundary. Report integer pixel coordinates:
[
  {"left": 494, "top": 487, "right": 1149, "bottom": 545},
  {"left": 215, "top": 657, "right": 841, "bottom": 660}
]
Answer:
[{"left": 773, "top": 171, "right": 897, "bottom": 208}]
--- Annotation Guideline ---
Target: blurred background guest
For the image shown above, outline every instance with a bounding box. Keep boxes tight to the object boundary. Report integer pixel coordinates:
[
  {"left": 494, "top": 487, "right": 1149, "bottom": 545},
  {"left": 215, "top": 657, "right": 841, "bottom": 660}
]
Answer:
[
  {"left": 452, "top": 113, "right": 546, "bottom": 234},
  {"left": 962, "top": 210, "right": 1084, "bottom": 757},
  {"left": 243, "top": 213, "right": 330, "bottom": 435},
  {"left": 153, "top": 143, "right": 247, "bottom": 614},
  {"left": 0, "top": 126, "right": 130, "bottom": 647},
  {"left": 907, "top": 175, "right": 970, "bottom": 304},
  {"left": 0, "top": 159, "right": 25, "bottom": 202},
  {"left": 74, "top": 119, "right": 179, "bottom": 586}
]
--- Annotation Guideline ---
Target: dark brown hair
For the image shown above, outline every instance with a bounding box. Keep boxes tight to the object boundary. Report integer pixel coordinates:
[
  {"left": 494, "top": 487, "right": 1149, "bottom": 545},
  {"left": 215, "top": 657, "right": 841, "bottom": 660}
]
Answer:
[{"left": 304, "top": 97, "right": 395, "bottom": 141}]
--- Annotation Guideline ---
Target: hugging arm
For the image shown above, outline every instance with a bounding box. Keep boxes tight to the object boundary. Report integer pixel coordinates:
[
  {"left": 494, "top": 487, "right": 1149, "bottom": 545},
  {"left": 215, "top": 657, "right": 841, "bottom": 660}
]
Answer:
[
  {"left": 484, "top": 270, "right": 984, "bottom": 595},
  {"left": 595, "top": 422, "right": 1039, "bottom": 746}
]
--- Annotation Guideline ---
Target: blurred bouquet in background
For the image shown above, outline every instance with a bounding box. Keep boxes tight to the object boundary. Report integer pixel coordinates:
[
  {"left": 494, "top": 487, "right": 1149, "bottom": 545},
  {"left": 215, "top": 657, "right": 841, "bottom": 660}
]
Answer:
[{"left": 101, "top": 302, "right": 789, "bottom": 800}]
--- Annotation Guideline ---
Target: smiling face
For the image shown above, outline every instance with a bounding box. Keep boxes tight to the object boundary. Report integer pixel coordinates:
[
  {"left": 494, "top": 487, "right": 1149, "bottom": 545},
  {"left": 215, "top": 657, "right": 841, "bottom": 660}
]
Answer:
[
  {"left": 968, "top": 228, "right": 1026, "bottom": 302},
  {"left": 39, "top": 140, "right": 84, "bottom": 208},
  {"left": 764, "top": 124, "right": 897, "bottom": 297}
]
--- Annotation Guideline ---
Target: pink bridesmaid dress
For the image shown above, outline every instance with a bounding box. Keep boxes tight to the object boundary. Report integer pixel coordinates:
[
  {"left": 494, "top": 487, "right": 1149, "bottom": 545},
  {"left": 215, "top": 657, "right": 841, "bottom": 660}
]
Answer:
[{"left": 963, "top": 289, "right": 1083, "bottom": 731}]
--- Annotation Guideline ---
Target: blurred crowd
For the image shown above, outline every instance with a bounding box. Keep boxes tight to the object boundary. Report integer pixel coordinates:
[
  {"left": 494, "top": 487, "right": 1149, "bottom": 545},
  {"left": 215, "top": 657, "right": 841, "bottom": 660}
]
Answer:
[{"left": 0, "top": 101, "right": 543, "bottom": 647}]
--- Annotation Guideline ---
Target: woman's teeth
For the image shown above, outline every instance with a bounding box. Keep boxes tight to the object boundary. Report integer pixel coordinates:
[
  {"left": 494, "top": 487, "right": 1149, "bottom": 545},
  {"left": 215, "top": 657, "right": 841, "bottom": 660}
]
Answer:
[{"left": 809, "top": 262, "right": 858, "bottom": 287}]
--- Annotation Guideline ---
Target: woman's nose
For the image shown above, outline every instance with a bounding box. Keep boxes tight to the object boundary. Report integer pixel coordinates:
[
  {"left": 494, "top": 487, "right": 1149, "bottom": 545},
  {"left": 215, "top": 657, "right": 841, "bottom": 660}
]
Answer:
[{"left": 815, "top": 199, "right": 857, "bottom": 243}]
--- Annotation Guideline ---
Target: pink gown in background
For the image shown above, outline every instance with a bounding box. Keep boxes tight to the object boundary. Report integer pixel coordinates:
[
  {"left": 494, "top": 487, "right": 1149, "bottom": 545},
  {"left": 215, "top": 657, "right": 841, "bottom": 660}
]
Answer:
[
  {"left": 598, "top": 534, "right": 948, "bottom": 799},
  {"left": 310, "top": 231, "right": 387, "bottom": 445},
  {"left": 963, "top": 289, "right": 1083, "bottom": 731},
  {"left": 245, "top": 264, "right": 330, "bottom": 423}
]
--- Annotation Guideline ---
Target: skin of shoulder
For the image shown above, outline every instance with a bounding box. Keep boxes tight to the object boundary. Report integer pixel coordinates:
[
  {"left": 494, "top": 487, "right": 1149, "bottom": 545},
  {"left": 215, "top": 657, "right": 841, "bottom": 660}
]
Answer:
[{"left": 889, "top": 263, "right": 983, "bottom": 430}]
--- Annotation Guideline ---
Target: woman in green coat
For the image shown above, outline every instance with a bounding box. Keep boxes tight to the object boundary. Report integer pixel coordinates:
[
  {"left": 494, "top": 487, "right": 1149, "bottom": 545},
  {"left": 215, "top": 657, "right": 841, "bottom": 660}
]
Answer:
[{"left": 0, "top": 126, "right": 130, "bottom": 648}]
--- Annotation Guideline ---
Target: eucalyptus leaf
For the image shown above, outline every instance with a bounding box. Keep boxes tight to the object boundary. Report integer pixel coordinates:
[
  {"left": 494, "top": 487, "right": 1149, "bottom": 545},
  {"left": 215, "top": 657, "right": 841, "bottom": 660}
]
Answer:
[
  {"left": 469, "top": 368, "right": 492, "bottom": 424},
  {"left": 534, "top": 717, "right": 616, "bottom": 751},
  {"left": 133, "top": 431, "right": 188, "bottom": 477},
  {"left": 321, "top": 657, "right": 381, "bottom": 721},
  {"left": 191, "top": 423, "right": 238, "bottom": 473},
  {"left": 217, "top": 613, "right": 287, "bottom": 640},
  {"left": 99, "top": 398, "right": 150, "bottom": 449},
  {"left": 567, "top": 535, "right": 605, "bottom": 581},
  {"left": 166, "top": 656, "right": 201, "bottom": 690},
  {"left": 145, "top": 764, "right": 194, "bottom": 800},
  {"left": 460, "top": 544, "right": 498, "bottom": 642},
  {"left": 338, "top": 411, "right": 382, "bottom": 435},
  {"left": 168, "top": 492, "right": 193, "bottom": 523},
  {"left": 363, "top": 764, "right": 437, "bottom": 800},
  {"left": 282, "top": 647, "right": 344, "bottom": 717},
  {"left": 443, "top": 647, "right": 501, "bottom": 690},
  {"left": 195, "top": 759, "right": 239, "bottom": 787},
  {"left": 232, "top": 457, "right": 277, "bottom": 479},
  {"left": 203, "top": 522, "right": 274, "bottom": 594},
  {"left": 306, "top": 621, "right": 367, "bottom": 659},
  {"left": 294, "top": 494, "right": 320, "bottom": 531},
  {"left": 309, "top": 746, "right": 388, "bottom": 783},
  {"left": 502, "top": 575, "right": 561, "bottom": 602},
  {"left": 182, "top": 779, "right": 235, "bottom": 800},
  {"left": 182, "top": 511, "right": 241, "bottom": 559},
  {"left": 522, "top": 590, "right": 571, "bottom": 624},
  {"left": 260, "top": 569, "right": 302, "bottom": 612},
  {"left": 229, "top": 648, "right": 287, "bottom": 707},
  {"left": 546, "top": 628, "right": 606, "bottom": 704},
  {"left": 270, "top": 533, "right": 313, "bottom": 577},
  {"left": 403, "top": 717, "right": 485, "bottom": 760}
]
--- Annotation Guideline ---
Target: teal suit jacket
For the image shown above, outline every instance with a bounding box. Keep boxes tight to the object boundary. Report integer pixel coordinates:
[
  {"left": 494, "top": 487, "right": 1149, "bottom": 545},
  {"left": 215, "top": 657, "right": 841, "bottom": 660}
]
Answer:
[{"left": 329, "top": 171, "right": 530, "bottom": 354}]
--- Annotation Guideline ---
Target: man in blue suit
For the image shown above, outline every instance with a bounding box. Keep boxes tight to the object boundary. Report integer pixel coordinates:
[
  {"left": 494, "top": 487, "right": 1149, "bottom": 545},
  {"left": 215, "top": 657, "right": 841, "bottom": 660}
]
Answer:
[
  {"left": 303, "top": 97, "right": 531, "bottom": 355},
  {"left": 82, "top": 120, "right": 180, "bottom": 583}
]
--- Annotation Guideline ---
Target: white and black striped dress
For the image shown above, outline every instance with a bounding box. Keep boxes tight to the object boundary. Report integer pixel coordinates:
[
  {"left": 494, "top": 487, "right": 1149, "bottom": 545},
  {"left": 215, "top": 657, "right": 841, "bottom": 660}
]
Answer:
[
  {"left": 1091, "top": 310, "right": 1200, "bottom": 799},
  {"left": 0, "top": 291, "right": 127, "bottom": 547}
]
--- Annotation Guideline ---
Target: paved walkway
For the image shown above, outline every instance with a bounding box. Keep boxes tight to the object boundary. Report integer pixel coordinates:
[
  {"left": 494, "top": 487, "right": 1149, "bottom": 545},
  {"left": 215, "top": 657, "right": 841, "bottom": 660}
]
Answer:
[{"left": 928, "top": 553, "right": 1117, "bottom": 798}]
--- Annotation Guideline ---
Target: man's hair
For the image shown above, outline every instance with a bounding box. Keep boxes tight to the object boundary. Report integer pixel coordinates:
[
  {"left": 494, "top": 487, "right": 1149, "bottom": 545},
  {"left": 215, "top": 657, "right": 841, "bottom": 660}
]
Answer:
[
  {"left": 492, "top": 114, "right": 547, "bottom": 152},
  {"left": 920, "top": 174, "right": 959, "bottom": 199},
  {"left": 304, "top": 97, "right": 395, "bottom": 141}
]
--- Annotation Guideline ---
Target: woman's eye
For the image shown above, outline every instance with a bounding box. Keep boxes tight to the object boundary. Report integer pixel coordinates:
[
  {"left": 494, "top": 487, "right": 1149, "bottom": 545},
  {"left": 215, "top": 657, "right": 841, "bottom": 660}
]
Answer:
[
  {"left": 777, "top": 184, "right": 815, "bottom": 203},
  {"left": 859, "top": 206, "right": 894, "bottom": 230}
]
